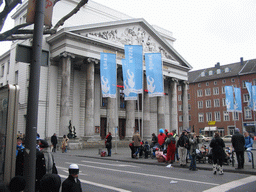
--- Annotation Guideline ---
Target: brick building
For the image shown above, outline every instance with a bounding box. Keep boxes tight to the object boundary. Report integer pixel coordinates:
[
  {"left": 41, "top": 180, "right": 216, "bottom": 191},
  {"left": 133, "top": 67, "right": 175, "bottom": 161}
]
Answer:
[{"left": 178, "top": 58, "right": 256, "bottom": 137}]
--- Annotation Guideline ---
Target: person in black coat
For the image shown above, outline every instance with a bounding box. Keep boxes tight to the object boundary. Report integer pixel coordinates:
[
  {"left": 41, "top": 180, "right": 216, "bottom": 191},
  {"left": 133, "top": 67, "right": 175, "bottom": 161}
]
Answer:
[
  {"left": 105, "top": 132, "right": 112, "bottom": 156},
  {"left": 62, "top": 164, "right": 82, "bottom": 192},
  {"left": 231, "top": 128, "right": 245, "bottom": 169},
  {"left": 210, "top": 132, "right": 225, "bottom": 175},
  {"left": 51, "top": 133, "right": 58, "bottom": 153}
]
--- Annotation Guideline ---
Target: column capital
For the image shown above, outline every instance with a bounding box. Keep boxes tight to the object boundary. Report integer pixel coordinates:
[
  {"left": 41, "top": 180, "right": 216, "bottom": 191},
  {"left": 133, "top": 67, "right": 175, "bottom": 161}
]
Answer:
[
  {"left": 87, "top": 57, "right": 99, "bottom": 64},
  {"left": 171, "top": 78, "right": 179, "bottom": 83},
  {"left": 60, "top": 51, "right": 75, "bottom": 59},
  {"left": 182, "top": 80, "right": 189, "bottom": 85}
]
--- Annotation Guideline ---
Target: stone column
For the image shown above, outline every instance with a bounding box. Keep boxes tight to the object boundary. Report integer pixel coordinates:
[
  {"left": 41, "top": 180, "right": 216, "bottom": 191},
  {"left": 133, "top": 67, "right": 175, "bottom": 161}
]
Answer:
[
  {"left": 169, "top": 78, "right": 178, "bottom": 133},
  {"left": 143, "top": 75, "right": 151, "bottom": 139},
  {"left": 107, "top": 97, "right": 116, "bottom": 135},
  {"left": 157, "top": 94, "right": 165, "bottom": 130},
  {"left": 59, "top": 52, "right": 74, "bottom": 137},
  {"left": 126, "top": 100, "right": 135, "bottom": 139},
  {"left": 85, "top": 58, "right": 96, "bottom": 137},
  {"left": 182, "top": 81, "right": 189, "bottom": 130}
]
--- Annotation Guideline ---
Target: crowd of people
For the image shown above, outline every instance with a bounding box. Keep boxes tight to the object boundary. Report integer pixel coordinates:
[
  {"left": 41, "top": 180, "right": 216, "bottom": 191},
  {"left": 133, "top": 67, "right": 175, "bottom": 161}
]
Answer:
[{"left": 128, "top": 127, "right": 254, "bottom": 175}]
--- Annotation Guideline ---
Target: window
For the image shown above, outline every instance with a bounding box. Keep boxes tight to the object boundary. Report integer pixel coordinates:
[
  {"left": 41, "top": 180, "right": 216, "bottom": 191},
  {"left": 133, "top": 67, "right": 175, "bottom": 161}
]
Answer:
[
  {"left": 178, "top": 95, "right": 182, "bottom": 101},
  {"left": 222, "top": 79, "right": 226, "bottom": 84},
  {"left": 201, "top": 71, "right": 205, "bottom": 77},
  {"left": 225, "top": 67, "right": 230, "bottom": 73},
  {"left": 214, "top": 111, "right": 221, "bottom": 121},
  {"left": 188, "top": 93, "right": 190, "bottom": 100},
  {"left": 206, "top": 82, "right": 209, "bottom": 86},
  {"left": 189, "top": 115, "right": 191, "bottom": 121},
  {"left": 205, "top": 88, "right": 211, "bottom": 96},
  {"left": 101, "top": 97, "right": 108, "bottom": 107},
  {"left": 206, "top": 100, "right": 211, "bottom": 108},
  {"left": 206, "top": 112, "right": 212, "bottom": 122},
  {"left": 178, "top": 86, "right": 182, "bottom": 91},
  {"left": 198, "top": 101, "right": 203, "bottom": 109},
  {"left": 214, "top": 81, "right": 217, "bottom": 85},
  {"left": 197, "top": 89, "right": 203, "bottom": 97},
  {"left": 209, "top": 71, "right": 213, "bottom": 76},
  {"left": 178, "top": 105, "right": 183, "bottom": 111},
  {"left": 233, "top": 112, "right": 239, "bottom": 121},
  {"left": 187, "top": 85, "right": 190, "bottom": 90},
  {"left": 119, "top": 89, "right": 126, "bottom": 109},
  {"left": 188, "top": 104, "right": 191, "bottom": 110},
  {"left": 222, "top": 98, "right": 226, "bottom": 106},
  {"left": 222, "top": 86, "right": 225, "bottom": 94},
  {"left": 7, "top": 60, "right": 10, "bottom": 74},
  {"left": 213, "top": 87, "right": 219, "bottom": 95},
  {"left": 243, "top": 94, "right": 249, "bottom": 102},
  {"left": 198, "top": 83, "right": 201, "bottom": 87},
  {"left": 214, "top": 99, "right": 220, "bottom": 107},
  {"left": 1, "top": 65, "right": 4, "bottom": 77},
  {"left": 217, "top": 69, "right": 221, "bottom": 74},
  {"left": 179, "top": 115, "right": 183, "bottom": 122},
  {"left": 242, "top": 80, "right": 249, "bottom": 88},
  {"left": 231, "top": 78, "right": 235, "bottom": 83},
  {"left": 223, "top": 111, "right": 229, "bottom": 121},
  {"left": 198, "top": 113, "right": 204, "bottom": 122},
  {"left": 244, "top": 107, "right": 252, "bottom": 119},
  {"left": 15, "top": 71, "right": 18, "bottom": 84}
]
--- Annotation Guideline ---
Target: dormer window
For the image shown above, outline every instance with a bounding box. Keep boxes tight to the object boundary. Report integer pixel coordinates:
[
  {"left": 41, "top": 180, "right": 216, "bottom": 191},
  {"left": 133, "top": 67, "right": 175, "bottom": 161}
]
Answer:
[
  {"left": 217, "top": 69, "right": 221, "bottom": 74},
  {"left": 201, "top": 71, "right": 205, "bottom": 77},
  {"left": 225, "top": 67, "right": 230, "bottom": 73},
  {"left": 209, "top": 70, "right": 213, "bottom": 76}
]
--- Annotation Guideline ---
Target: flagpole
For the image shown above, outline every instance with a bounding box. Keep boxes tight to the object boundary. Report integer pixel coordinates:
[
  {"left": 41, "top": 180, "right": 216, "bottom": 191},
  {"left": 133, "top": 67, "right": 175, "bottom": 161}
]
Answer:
[{"left": 115, "top": 52, "right": 118, "bottom": 154}]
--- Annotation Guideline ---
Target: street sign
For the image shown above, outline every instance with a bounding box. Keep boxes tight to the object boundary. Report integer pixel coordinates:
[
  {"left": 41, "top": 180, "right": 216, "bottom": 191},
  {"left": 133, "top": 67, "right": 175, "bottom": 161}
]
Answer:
[{"left": 208, "top": 121, "right": 216, "bottom": 125}]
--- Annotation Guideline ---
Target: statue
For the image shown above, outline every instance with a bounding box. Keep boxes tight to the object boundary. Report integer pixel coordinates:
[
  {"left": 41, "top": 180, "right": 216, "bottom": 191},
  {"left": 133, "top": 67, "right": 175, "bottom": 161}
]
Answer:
[{"left": 67, "top": 120, "right": 77, "bottom": 139}]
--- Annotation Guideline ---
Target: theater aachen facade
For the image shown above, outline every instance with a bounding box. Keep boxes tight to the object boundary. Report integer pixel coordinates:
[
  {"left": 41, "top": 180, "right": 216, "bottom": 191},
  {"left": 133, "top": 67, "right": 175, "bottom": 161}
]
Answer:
[{"left": 0, "top": 0, "right": 192, "bottom": 143}]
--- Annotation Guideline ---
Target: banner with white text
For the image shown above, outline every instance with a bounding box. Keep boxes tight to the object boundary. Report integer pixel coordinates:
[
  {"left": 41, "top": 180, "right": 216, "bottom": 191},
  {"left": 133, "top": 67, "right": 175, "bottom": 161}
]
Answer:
[
  {"left": 100, "top": 53, "right": 116, "bottom": 98},
  {"left": 252, "top": 86, "right": 256, "bottom": 111},
  {"left": 234, "top": 87, "right": 242, "bottom": 113},
  {"left": 145, "top": 53, "right": 164, "bottom": 97},
  {"left": 225, "top": 86, "right": 234, "bottom": 112},
  {"left": 245, "top": 82, "right": 253, "bottom": 109}
]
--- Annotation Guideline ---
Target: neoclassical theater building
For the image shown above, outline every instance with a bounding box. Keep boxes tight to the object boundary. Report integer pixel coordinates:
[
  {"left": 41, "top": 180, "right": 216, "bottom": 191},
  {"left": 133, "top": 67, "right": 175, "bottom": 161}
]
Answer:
[{"left": 1, "top": 0, "right": 192, "bottom": 142}]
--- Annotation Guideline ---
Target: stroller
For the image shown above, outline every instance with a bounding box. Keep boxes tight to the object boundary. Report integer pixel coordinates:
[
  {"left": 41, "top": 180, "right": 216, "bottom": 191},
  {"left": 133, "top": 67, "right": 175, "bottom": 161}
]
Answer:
[
  {"left": 150, "top": 143, "right": 160, "bottom": 159},
  {"left": 207, "top": 147, "right": 233, "bottom": 165}
]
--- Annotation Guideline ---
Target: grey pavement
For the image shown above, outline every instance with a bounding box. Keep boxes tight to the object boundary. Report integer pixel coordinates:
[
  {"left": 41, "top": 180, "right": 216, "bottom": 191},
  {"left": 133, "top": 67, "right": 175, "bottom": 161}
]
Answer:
[{"left": 61, "top": 146, "right": 256, "bottom": 175}]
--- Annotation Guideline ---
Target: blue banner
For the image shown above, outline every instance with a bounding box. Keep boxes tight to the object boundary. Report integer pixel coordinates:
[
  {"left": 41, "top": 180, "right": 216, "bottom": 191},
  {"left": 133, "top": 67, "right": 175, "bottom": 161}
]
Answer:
[
  {"left": 234, "top": 87, "right": 242, "bottom": 113},
  {"left": 100, "top": 53, "right": 116, "bottom": 98},
  {"left": 225, "top": 86, "right": 234, "bottom": 112},
  {"left": 122, "top": 59, "right": 138, "bottom": 100},
  {"left": 252, "top": 86, "right": 256, "bottom": 111},
  {"left": 145, "top": 53, "right": 164, "bottom": 97},
  {"left": 245, "top": 82, "right": 253, "bottom": 109},
  {"left": 124, "top": 45, "right": 143, "bottom": 93}
]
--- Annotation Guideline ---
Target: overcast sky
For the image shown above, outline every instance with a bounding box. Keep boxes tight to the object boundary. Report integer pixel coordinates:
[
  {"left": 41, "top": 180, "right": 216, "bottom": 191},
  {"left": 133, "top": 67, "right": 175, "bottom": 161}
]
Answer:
[{"left": 1, "top": 0, "right": 255, "bottom": 71}]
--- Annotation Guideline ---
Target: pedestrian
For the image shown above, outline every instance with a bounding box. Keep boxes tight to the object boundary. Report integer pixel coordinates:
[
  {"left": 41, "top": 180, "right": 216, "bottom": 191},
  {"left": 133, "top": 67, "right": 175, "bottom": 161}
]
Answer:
[
  {"left": 150, "top": 133, "right": 158, "bottom": 148},
  {"left": 231, "top": 128, "right": 245, "bottom": 169},
  {"left": 177, "top": 130, "right": 189, "bottom": 167},
  {"left": 9, "top": 176, "right": 26, "bottom": 192},
  {"left": 105, "top": 132, "right": 112, "bottom": 156},
  {"left": 16, "top": 138, "right": 25, "bottom": 176},
  {"left": 209, "top": 132, "right": 225, "bottom": 174},
  {"left": 62, "top": 164, "right": 82, "bottom": 192},
  {"left": 61, "top": 135, "right": 69, "bottom": 153},
  {"left": 132, "top": 130, "right": 141, "bottom": 159},
  {"left": 244, "top": 131, "right": 253, "bottom": 162},
  {"left": 157, "top": 129, "right": 166, "bottom": 150},
  {"left": 166, "top": 132, "right": 176, "bottom": 164},
  {"left": 39, "top": 173, "right": 61, "bottom": 192},
  {"left": 172, "top": 130, "right": 179, "bottom": 162},
  {"left": 189, "top": 132, "right": 199, "bottom": 171},
  {"left": 129, "top": 142, "right": 135, "bottom": 158},
  {"left": 51, "top": 133, "right": 58, "bottom": 153}
]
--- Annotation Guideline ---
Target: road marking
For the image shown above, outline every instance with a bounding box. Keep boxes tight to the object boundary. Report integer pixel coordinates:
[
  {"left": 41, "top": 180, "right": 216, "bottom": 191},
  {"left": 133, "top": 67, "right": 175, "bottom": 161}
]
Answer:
[
  {"left": 66, "top": 162, "right": 219, "bottom": 186},
  {"left": 81, "top": 160, "right": 138, "bottom": 167},
  {"left": 203, "top": 176, "right": 256, "bottom": 192},
  {"left": 57, "top": 166, "right": 87, "bottom": 176},
  {"left": 58, "top": 173, "right": 131, "bottom": 192}
]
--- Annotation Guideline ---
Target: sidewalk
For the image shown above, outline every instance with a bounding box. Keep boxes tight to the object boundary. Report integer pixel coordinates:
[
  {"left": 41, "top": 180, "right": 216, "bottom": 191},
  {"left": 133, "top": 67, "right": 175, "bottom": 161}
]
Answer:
[{"left": 63, "top": 147, "right": 256, "bottom": 175}]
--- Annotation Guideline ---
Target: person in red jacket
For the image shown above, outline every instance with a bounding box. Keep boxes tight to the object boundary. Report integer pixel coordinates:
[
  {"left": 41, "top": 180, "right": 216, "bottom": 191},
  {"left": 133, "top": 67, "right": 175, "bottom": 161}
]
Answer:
[
  {"left": 166, "top": 132, "right": 176, "bottom": 163},
  {"left": 157, "top": 129, "right": 166, "bottom": 150}
]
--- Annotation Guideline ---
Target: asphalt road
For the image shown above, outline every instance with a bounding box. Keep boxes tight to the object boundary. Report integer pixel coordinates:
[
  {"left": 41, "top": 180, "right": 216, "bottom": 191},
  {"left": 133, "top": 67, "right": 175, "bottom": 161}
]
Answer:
[{"left": 54, "top": 152, "right": 256, "bottom": 192}]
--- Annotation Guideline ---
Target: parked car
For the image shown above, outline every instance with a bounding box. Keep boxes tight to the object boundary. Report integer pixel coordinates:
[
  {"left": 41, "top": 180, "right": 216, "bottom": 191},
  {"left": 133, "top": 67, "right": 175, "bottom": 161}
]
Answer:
[
  {"left": 198, "top": 135, "right": 206, "bottom": 143},
  {"left": 204, "top": 136, "right": 213, "bottom": 142},
  {"left": 222, "top": 135, "right": 232, "bottom": 142}
]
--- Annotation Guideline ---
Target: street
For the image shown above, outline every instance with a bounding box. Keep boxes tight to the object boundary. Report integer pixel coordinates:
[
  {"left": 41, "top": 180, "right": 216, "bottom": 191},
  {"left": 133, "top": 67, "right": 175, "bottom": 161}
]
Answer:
[{"left": 54, "top": 152, "right": 256, "bottom": 192}]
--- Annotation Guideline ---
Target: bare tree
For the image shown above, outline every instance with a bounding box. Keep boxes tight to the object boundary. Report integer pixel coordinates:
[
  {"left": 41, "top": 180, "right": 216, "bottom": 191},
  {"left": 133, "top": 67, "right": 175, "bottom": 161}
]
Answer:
[{"left": 0, "top": 0, "right": 89, "bottom": 41}]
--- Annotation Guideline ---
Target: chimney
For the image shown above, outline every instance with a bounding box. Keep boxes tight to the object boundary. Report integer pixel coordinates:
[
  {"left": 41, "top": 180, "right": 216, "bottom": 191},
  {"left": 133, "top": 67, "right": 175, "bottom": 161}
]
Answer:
[
  {"left": 215, "top": 62, "right": 220, "bottom": 69},
  {"left": 240, "top": 57, "right": 243, "bottom": 65}
]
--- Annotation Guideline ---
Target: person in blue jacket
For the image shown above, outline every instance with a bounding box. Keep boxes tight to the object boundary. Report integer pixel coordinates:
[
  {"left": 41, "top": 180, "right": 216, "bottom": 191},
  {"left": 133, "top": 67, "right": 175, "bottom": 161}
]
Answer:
[{"left": 244, "top": 131, "right": 254, "bottom": 162}]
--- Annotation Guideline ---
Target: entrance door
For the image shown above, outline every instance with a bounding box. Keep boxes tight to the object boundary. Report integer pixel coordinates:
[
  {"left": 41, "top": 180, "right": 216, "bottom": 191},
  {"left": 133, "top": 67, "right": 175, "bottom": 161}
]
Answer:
[
  {"left": 119, "top": 119, "right": 126, "bottom": 140},
  {"left": 100, "top": 117, "right": 107, "bottom": 139}
]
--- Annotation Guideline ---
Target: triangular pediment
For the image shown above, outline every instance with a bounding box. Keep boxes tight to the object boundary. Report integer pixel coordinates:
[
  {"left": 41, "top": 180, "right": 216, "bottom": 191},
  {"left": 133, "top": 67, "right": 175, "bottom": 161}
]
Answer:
[{"left": 66, "top": 19, "right": 192, "bottom": 70}]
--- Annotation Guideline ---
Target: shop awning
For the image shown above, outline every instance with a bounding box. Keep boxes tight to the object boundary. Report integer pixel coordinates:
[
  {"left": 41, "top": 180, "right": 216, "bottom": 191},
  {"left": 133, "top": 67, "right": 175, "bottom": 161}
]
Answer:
[{"left": 204, "top": 126, "right": 217, "bottom": 131}]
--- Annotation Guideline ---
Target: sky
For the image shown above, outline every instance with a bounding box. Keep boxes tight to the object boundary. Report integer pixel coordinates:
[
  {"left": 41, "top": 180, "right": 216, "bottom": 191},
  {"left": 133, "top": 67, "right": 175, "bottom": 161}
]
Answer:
[{"left": 1, "top": 0, "right": 256, "bottom": 71}]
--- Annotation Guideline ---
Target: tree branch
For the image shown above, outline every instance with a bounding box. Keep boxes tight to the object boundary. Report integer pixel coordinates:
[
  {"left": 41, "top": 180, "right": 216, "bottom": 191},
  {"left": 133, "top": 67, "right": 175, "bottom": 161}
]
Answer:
[{"left": 0, "top": 23, "right": 31, "bottom": 41}]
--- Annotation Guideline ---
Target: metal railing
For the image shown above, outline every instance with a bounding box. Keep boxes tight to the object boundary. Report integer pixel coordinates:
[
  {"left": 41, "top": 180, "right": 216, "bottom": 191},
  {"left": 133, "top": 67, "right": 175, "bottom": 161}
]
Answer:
[{"left": 231, "top": 149, "right": 255, "bottom": 169}]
